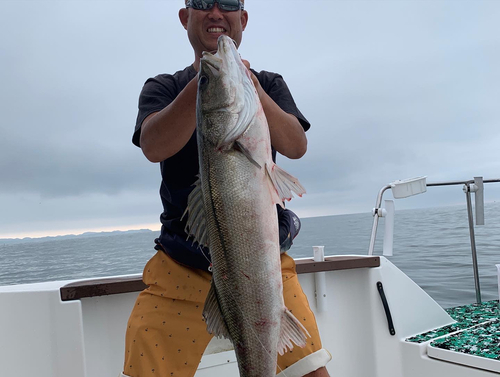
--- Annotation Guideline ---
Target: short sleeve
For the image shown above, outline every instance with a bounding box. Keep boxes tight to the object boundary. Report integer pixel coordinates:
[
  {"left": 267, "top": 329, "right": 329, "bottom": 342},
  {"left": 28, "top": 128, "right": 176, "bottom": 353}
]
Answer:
[
  {"left": 132, "top": 75, "right": 179, "bottom": 147},
  {"left": 252, "top": 70, "right": 310, "bottom": 132}
]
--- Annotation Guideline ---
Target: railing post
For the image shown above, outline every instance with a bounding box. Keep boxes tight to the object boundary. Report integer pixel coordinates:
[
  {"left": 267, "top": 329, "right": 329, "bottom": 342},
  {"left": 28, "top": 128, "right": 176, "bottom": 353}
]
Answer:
[
  {"left": 368, "top": 185, "right": 391, "bottom": 255},
  {"left": 463, "top": 183, "right": 482, "bottom": 304}
]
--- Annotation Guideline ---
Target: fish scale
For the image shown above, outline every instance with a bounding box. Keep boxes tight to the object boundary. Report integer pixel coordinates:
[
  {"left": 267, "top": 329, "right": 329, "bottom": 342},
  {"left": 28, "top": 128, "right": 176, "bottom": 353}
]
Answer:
[{"left": 184, "top": 35, "right": 308, "bottom": 376}]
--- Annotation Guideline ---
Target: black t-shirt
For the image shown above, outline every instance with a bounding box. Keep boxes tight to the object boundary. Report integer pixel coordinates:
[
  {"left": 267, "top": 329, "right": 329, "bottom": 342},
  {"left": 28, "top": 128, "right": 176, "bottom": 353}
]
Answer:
[{"left": 134, "top": 65, "right": 310, "bottom": 270}]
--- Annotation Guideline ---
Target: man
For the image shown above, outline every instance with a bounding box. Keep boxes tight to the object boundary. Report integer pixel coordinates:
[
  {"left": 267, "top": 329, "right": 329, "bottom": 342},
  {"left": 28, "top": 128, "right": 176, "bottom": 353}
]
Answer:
[{"left": 121, "top": 1, "right": 331, "bottom": 376}]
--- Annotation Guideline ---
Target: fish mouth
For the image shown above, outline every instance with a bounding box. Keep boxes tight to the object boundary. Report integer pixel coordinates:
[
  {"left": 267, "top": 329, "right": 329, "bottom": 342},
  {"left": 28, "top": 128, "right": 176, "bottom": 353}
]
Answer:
[
  {"left": 216, "top": 35, "right": 239, "bottom": 59},
  {"left": 201, "top": 36, "right": 237, "bottom": 64}
]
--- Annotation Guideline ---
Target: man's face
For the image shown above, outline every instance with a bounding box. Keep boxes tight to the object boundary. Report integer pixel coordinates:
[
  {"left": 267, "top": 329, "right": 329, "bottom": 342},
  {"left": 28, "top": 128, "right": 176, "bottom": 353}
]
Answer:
[{"left": 179, "top": 3, "right": 248, "bottom": 59}]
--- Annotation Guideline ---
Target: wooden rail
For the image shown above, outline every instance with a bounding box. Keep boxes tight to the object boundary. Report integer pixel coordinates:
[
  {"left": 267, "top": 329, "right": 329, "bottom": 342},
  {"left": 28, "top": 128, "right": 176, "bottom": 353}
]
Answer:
[{"left": 60, "top": 256, "right": 380, "bottom": 301}]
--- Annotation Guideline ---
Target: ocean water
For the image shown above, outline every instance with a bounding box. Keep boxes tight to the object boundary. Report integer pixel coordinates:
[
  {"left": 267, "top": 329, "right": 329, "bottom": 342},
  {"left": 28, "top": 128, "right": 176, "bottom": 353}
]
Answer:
[
  {"left": 2, "top": 203, "right": 500, "bottom": 309},
  {"left": 293, "top": 203, "right": 500, "bottom": 308}
]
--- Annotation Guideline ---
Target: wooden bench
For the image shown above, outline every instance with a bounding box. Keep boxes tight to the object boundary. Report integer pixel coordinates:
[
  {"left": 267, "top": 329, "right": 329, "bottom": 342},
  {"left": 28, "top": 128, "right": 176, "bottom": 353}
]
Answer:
[{"left": 60, "top": 256, "right": 380, "bottom": 301}]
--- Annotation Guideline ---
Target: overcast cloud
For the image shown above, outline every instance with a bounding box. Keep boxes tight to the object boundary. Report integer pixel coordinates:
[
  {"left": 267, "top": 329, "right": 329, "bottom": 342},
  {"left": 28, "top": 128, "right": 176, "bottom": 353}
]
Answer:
[{"left": 1, "top": 0, "right": 499, "bottom": 238}]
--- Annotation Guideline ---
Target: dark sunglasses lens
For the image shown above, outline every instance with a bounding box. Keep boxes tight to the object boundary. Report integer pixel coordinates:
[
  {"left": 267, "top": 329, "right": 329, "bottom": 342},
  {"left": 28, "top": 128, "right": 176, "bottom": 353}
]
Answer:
[
  {"left": 190, "top": 0, "right": 215, "bottom": 10},
  {"left": 218, "top": 0, "right": 241, "bottom": 11},
  {"left": 189, "top": 0, "right": 241, "bottom": 11}
]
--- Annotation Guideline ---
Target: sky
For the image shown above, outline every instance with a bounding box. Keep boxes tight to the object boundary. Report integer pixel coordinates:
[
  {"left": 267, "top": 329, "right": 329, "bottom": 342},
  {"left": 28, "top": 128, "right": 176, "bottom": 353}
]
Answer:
[{"left": 1, "top": 0, "right": 499, "bottom": 239}]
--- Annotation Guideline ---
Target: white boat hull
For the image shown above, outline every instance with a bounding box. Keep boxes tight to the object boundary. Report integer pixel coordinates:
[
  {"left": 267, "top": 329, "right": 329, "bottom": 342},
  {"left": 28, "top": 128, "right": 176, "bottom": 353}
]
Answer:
[{"left": 0, "top": 255, "right": 497, "bottom": 376}]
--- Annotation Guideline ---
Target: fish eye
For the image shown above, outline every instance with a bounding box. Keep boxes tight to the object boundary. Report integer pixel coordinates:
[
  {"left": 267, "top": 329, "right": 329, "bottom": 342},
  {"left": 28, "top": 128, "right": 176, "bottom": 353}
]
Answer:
[{"left": 199, "top": 75, "right": 209, "bottom": 86}]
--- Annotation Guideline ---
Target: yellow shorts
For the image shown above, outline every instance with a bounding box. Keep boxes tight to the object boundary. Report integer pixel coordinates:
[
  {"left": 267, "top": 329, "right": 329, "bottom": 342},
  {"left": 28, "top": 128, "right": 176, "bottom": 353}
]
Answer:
[{"left": 122, "top": 251, "right": 330, "bottom": 377}]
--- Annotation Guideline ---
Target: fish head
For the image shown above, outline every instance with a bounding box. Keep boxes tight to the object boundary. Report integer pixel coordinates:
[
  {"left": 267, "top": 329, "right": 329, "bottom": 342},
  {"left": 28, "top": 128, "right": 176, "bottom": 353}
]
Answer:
[{"left": 197, "top": 35, "right": 257, "bottom": 149}]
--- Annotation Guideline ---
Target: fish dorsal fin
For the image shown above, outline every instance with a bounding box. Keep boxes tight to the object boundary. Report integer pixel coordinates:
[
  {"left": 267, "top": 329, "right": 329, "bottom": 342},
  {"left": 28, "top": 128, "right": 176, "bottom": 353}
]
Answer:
[
  {"left": 277, "top": 309, "right": 310, "bottom": 355},
  {"left": 265, "top": 163, "right": 306, "bottom": 202},
  {"left": 182, "top": 177, "right": 210, "bottom": 248},
  {"left": 203, "top": 282, "right": 232, "bottom": 340},
  {"left": 218, "top": 75, "right": 257, "bottom": 149}
]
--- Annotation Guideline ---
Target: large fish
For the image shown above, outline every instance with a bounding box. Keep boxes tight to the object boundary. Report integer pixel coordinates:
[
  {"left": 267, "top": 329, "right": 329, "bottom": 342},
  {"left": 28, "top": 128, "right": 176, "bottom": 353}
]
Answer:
[{"left": 184, "top": 35, "right": 308, "bottom": 376}]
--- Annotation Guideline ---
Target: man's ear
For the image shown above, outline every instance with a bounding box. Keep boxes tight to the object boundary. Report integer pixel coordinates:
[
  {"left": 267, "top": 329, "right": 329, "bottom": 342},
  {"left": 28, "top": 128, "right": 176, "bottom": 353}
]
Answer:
[
  {"left": 241, "top": 10, "right": 248, "bottom": 31},
  {"left": 179, "top": 8, "right": 189, "bottom": 30}
]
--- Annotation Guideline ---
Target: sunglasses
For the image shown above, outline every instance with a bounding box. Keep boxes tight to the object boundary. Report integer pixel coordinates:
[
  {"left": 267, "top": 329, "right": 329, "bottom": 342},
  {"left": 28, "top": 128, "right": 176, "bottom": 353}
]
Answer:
[{"left": 186, "top": 0, "right": 244, "bottom": 12}]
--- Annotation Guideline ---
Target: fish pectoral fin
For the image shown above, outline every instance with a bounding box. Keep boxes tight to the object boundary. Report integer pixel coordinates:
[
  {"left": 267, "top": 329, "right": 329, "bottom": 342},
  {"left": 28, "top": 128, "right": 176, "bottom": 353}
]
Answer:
[
  {"left": 234, "top": 141, "right": 262, "bottom": 169},
  {"left": 265, "top": 163, "right": 306, "bottom": 202},
  {"left": 277, "top": 309, "right": 310, "bottom": 356},
  {"left": 203, "top": 282, "right": 232, "bottom": 340},
  {"left": 183, "top": 177, "right": 210, "bottom": 248}
]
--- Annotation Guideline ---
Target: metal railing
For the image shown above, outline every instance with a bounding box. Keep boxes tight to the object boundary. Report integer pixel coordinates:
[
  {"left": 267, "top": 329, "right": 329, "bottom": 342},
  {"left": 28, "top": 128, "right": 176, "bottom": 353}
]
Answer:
[{"left": 369, "top": 176, "right": 500, "bottom": 304}]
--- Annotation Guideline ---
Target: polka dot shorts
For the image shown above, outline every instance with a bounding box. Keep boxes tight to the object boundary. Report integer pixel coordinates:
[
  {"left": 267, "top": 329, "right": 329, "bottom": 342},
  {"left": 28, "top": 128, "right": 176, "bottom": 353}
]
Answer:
[{"left": 122, "top": 251, "right": 325, "bottom": 376}]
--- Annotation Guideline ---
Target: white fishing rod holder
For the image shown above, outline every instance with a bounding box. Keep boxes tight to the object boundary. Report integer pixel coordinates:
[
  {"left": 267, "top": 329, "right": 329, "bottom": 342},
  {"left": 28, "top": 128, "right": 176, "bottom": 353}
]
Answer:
[
  {"left": 369, "top": 175, "right": 500, "bottom": 305},
  {"left": 313, "top": 246, "right": 327, "bottom": 313}
]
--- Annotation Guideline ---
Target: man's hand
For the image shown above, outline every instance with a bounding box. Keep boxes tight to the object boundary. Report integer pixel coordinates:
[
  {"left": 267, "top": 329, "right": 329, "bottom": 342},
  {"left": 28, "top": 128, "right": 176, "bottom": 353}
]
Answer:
[{"left": 242, "top": 59, "right": 263, "bottom": 96}]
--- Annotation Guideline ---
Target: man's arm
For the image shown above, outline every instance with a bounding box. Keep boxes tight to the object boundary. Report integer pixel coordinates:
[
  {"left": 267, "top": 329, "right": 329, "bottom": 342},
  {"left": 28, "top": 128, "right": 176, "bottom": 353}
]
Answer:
[
  {"left": 139, "top": 76, "right": 198, "bottom": 163},
  {"left": 259, "top": 90, "right": 307, "bottom": 159},
  {"left": 139, "top": 65, "right": 307, "bottom": 163}
]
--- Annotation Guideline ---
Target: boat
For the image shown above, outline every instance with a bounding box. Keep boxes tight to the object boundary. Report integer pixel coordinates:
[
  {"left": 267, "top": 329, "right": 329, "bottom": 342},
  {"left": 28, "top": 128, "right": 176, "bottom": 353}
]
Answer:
[{"left": 1, "top": 177, "right": 499, "bottom": 376}]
